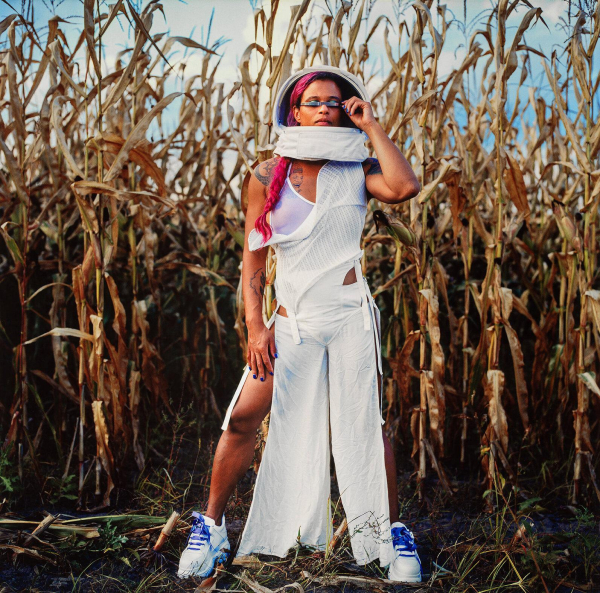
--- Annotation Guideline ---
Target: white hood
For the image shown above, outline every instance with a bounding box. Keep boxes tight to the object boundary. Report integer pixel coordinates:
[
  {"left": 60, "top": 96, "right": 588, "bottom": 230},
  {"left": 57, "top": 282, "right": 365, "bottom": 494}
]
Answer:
[{"left": 272, "top": 66, "right": 370, "bottom": 162}]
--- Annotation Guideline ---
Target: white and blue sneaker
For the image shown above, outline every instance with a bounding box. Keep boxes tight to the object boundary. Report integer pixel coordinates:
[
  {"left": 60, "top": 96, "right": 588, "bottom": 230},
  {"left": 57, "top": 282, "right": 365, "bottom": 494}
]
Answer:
[
  {"left": 177, "top": 512, "right": 231, "bottom": 579},
  {"left": 387, "top": 521, "right": 422, "bottom": 582}
]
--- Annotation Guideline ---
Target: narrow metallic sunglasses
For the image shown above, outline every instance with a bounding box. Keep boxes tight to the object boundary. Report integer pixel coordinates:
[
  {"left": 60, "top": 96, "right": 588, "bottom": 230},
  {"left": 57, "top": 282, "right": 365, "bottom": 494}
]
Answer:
[{"left": 299, "top": 100, "right": 342, "bottom": 108}]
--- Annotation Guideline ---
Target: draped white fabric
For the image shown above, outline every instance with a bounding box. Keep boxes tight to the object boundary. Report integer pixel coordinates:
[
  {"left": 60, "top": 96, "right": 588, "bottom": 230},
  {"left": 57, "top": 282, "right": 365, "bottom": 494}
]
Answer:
[{"left": 273, "top": 125, "right": 369, "bottom": 162}]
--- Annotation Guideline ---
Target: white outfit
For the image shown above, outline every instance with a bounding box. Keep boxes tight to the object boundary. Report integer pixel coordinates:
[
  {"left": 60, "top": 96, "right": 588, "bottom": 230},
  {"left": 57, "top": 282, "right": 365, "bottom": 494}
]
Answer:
[{"left": 221, "top": 160, "right": 393, "bottom": 568}]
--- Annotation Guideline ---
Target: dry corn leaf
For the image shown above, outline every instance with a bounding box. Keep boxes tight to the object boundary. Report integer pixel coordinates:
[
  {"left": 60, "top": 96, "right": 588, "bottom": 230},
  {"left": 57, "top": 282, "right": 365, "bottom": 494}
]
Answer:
[
  {"left": 129, "top": 369, "right": 145, "bottom": 471},
  {"left": 104, "top": 92, "right": 183, "bottom": 183},
  {"left": 95, "top": 133, "right": 167, "bottom": 197},
  {"left": 0, "top": 222, "right": 24, "bottom": 265},
  {"left": 51, "top": 96, "right": 86, "bottom": 179},
  {"left": 0, "top": 14, "right": 18, "bottom": 37},
  {"left": 420, "top": 289, "right": 446, "bottom": 458},
  {"left": 577, "top": 372, "right": 600, "bottom": 399},
  {"left": 48, "top": 39, "right": 87, "bottom": 98},
  {"left": 0, "top": 136, "right": 29, "bottom": 203},
  {"left": 237, "top": 571, "right": 274, "bottom": 593},
  {"left": 485, "top": 370, "right": 509, "bottom": 454},
  {"left": 84, "top": 0, "right": 102, "bottom": 81},
  {"left": 4, "top": 52, "right": 25, "bottom": 142},
  {"left": 24, "top": 327, "right": 93, "bottom": 345},
  {"left": 328, "top": 1, "right": 351, "bottom": 67},
  {"left": 91, "top": 400, "right": 116, "bottom": 507},
  {"left": 0, "top": 545, "right": 57, "bottom": 565},
  {"left": 543, "top": 57, "right": 589, "bottom": 172},
  {"left": 445, "top": 170, "right": 467, "bottom": 239},
  {"left": 266, "top": 0, "right": 311, "bottom": 88},
  {"left": 103, "top": 22, "right": 148, "bottom": 111},
  {"left": 417, "top": 159, "right": 460, "bottom": 204},
  {"left": 72, "top": 180, "right": 176, "bottom": 211},
  {"left": 503, "top": 152, "right": 530, "bottom": 217}
]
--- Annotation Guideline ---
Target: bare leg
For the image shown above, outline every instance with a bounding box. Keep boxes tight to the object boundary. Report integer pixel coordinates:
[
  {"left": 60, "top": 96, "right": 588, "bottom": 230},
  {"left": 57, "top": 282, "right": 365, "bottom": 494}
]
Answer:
[
  {"left": 204, "top": 329, "right": 276, "bottom": 526},
  {"left": 383, "top": 428, "right": 400, "bottom": 524}
]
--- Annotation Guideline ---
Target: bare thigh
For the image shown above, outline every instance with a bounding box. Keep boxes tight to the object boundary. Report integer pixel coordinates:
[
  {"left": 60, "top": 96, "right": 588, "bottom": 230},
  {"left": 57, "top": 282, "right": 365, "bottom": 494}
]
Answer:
[{"left": 227, "top": 318, "right": 276, "bottom": 434}]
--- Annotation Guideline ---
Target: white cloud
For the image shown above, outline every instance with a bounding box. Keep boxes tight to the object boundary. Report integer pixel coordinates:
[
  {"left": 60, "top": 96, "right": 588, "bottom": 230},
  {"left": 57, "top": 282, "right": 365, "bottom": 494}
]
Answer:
[
  {"left": 242, "top": 0, "right": 304, "bottom": 48},
  {"left": 536, "top": 1, "right": 566, "bottom": 25}
]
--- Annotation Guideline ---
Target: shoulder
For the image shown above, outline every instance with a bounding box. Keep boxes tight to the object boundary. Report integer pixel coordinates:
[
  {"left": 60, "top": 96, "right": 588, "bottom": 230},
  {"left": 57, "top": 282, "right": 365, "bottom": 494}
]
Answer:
[
  {"left": 362, "top": 157, "right": 382, "bottom": 176},
  {"left": 253, "top": 157, "right": 284, "bottom": 187}
]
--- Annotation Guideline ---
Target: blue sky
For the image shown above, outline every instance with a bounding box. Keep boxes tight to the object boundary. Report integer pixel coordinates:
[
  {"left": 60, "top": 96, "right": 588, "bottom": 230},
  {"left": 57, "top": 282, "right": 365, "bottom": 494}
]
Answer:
[
  {"left": 0, "top": 0, "right": 595, "bottom": 177},
  {"left": 0, "top": 0, "right": 585, "bottom": 101}
]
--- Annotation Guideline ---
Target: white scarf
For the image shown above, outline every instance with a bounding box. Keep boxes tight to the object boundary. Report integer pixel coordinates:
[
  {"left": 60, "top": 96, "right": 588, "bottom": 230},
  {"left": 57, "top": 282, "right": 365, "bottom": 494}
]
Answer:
[{"left": 273, "top": 125, "right": 369, "bottom": 162}]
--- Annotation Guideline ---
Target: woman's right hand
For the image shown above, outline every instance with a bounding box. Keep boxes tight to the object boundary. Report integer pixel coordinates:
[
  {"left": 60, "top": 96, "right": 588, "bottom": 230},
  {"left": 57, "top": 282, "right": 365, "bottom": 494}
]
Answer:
[{"left": 247, "top": 320, "right": 277, "bottom": 381}]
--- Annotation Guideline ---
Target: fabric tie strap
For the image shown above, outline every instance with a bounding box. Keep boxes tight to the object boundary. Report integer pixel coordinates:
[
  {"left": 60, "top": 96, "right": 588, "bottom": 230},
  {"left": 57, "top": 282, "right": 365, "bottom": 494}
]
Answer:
[
  {"left": 354, "top": 256, "right": 385, "bottom": 424},
  {"left": 354, "top": 258, "right": 371, "bottom": 332},
  {"left": 365, "top": 284, "right": 385, "bottom": 425},
  {"left": 286, "top": 309, "right": 302, "bottom": 345}
]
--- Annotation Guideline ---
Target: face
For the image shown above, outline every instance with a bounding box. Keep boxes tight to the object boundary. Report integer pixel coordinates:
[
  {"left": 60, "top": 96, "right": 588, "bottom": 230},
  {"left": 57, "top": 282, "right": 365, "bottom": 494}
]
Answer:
[{"left": 291, "top": 79, "right": 344, "bottom": 127}]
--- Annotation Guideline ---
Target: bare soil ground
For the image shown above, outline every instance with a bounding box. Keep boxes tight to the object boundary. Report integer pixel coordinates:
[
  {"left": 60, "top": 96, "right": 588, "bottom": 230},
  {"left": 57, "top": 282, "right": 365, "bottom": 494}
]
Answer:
[{"left": 1, "top": 461, "right": 598, "bottom": 593}]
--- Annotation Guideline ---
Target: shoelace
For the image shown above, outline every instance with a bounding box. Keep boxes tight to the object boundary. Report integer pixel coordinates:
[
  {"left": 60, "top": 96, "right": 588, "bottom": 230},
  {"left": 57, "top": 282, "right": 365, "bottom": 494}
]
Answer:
[
  {"left": 187, "top": 512, "right": 212, "bottom": 550},
  {"left": 391, "top": 525, "right": 417, "bottom": 555}
]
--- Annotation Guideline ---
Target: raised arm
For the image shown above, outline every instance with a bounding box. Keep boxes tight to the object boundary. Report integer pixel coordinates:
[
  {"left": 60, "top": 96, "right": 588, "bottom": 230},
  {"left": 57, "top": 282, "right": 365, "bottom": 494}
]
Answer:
[{"left": 342, "top": 97, "right": 420, "bottom": 204}]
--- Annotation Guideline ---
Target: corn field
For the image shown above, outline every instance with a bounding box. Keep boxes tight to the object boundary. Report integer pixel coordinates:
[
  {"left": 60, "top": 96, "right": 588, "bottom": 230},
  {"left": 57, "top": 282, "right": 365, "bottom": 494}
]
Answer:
[{"left": 0, "top": 0, "right": 599, "bottom": 514}]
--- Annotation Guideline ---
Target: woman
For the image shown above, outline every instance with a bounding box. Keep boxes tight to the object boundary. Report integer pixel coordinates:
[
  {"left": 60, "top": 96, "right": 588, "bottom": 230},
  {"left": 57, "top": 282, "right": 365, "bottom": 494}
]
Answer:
[{"left": 178, "top": 67, "right": 422, "bottom": 582}]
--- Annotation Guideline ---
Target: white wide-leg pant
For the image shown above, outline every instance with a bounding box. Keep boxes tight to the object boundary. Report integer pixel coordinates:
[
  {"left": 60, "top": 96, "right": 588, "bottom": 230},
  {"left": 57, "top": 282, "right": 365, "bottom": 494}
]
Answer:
[{"left": 232, "top": 264, "right": 395, "bottom": 568}]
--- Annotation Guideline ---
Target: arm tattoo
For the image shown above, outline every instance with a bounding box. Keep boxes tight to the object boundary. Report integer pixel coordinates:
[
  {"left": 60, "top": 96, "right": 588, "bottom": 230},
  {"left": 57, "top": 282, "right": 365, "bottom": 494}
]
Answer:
[
  {"left": 249, "top": 267, "right": 266, "bottom": 299},
  {"left": 289, "top": 163, "right": 304, "bottom": 194},
  {"left": 365, "top": 157, "right": 383, "bottom": 176},
  {"left": 254, "top": 160, "right": 278, "bottom": 186}
]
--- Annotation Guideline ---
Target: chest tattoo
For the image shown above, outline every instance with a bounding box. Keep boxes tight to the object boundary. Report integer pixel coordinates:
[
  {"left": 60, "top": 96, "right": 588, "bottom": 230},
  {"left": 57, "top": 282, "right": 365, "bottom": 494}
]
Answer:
[{"left": 289, "top": 164, "right": 305, "bottom": 194}]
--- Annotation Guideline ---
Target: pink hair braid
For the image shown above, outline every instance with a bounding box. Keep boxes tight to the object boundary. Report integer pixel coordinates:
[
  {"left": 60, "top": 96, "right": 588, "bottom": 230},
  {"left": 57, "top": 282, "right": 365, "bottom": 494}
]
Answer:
[{"left": 253, "top": 156, "right": 292, "bottom": 246}]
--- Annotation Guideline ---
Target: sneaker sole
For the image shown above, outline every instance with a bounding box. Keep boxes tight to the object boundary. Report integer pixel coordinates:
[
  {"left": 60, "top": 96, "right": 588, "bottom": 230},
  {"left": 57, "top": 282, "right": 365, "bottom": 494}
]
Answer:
[
  {"left": 388, "top": 573, "right": 422, "bottom": 583},
  {"left": 177, "top": 548, "right": 231, "bottom": 579},
  {"left": 388, "top": 561, "right": 422, "bottom": 582}
]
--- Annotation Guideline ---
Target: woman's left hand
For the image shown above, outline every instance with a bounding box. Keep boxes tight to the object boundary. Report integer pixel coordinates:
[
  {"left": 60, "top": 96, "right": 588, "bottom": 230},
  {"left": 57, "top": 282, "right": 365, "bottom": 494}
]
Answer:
[{"left": 342, "top": 97, "right": 377, "bottom": 131}]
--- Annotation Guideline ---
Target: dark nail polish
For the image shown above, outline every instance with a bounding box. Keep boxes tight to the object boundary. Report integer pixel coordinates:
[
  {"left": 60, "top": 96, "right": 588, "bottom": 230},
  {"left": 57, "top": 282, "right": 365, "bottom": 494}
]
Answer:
[
  {"left": 248, "top": 366, "right": 252, "bottom": 370},
  {"left": 253, "top": 374, "right": 257, "bottom": 379},
  {"left": 260, "top": 377, "right": 264, "bottom": 382},
  {"left": 275, "top": 353, "right": 278, "bottom": 358},
  {"left": 269, "top": 372, "right": 273, "bottom": 375}
]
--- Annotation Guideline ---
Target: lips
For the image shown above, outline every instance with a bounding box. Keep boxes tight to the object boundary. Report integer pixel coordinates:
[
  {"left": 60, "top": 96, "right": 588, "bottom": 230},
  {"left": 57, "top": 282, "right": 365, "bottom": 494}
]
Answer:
[{"left": 315, "top": 120, "right": 331, "bottom": 125}]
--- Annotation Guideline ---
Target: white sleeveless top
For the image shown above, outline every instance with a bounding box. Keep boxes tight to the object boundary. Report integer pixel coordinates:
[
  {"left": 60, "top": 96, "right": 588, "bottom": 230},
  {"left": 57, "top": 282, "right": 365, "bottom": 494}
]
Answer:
[
  {"left": 223, "top": 158, "right": 386, "bottom": 429},
  {"left": 248, "top": 160, "right": 368, "bottom": 344},
  {"left": 269, "top": 163, "right": 314, "bottom": 235}
]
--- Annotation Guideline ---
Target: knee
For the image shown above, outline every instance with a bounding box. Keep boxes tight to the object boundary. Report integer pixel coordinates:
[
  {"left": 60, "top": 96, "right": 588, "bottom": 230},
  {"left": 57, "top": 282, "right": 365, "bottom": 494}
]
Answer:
[{"left": 227, "top": 407, "right": 262, "bottom": 437}]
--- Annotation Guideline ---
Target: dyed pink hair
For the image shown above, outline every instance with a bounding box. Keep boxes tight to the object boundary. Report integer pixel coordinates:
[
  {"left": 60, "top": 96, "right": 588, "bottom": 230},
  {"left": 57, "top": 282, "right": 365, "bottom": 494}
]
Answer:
[{"left": 253, "top": 71, "right": 350, "bottom": 246}]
